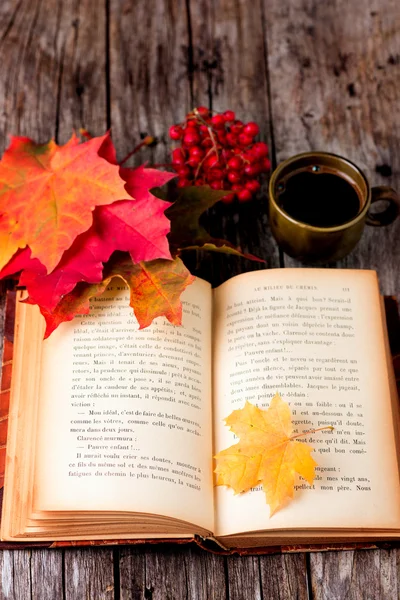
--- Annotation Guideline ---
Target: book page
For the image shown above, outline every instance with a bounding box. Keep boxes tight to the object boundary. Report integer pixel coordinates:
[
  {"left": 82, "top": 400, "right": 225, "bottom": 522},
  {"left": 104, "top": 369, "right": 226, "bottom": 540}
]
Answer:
[
  {"left": 34, "top": 278, "right": 214, "bottom": 532},
  {"left": 213, "top": 269, "right": 400, "bottom": 536}
]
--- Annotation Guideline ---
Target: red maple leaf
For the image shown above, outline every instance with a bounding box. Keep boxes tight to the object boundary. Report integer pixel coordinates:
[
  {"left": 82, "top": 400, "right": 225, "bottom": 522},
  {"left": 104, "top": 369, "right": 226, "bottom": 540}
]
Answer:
[{"left": 0, "top": 165, "right": 175, "bottom": 312}]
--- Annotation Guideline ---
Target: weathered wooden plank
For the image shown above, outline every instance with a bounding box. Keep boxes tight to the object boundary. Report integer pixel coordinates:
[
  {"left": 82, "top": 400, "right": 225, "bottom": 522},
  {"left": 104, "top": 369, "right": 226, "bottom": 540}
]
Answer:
[
  {"left": 259, "top": 554, "right": 309, "bottom": 599},
  {"left": 119, "top": 547, "right": 145, "bottom": 600},
  {"left": 263, "top": 0, "right": 400, "bottom": 293},
  {"left": 30, "top": 549, "right": 63, "bottom": 600},
  {"left": 56, "top": 0, "right": 108, "bottom": 143},
  {"left": 226, "top": 556, "right": 261, "bottom": 600},
  {"left": 130, "top": 546, "right": 227, "bottom": 600},
  {"left": 188, "top": 0, "right": 281, "bottom": 283},
  {"left": 0, "top": 0, "right": 61, "bottom": 149},
  {"left": 109, "top": 0, "right": 191, "bottom": 164},
  {"left": 0, "top": 550, "right": 30, "bottom": 600},
  {"left": 309, "top": 549, "right": 400, "bottom": 599},
  {"left": 64, "top": 548, "right": 114, "bottom": 600},
  {"left": 0, "top": 0, "right": 107, "bottom": 147},
  {"left": 184, "top": 545, "right": 226, "bottom": 600},
  {"left": 226, "top": 553, "right": 309, "bottom": 600}
]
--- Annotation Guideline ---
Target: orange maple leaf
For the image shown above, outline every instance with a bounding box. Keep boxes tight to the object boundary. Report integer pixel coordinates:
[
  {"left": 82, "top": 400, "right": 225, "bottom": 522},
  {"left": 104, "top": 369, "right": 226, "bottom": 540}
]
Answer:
[
  {"left": 40, "top": 253, "right": 195, "bottom": 338},
  {"left": 215, "top": 394, "right": 323, "bottom": 516},
  {"left": 0, "top": 133, "right": 131, "bottom": 273}
]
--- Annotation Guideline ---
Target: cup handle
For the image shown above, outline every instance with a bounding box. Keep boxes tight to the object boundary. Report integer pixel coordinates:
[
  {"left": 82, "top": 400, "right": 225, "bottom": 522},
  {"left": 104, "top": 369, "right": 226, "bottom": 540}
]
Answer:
[{"left": 366, "top": 186, "right": 400, "bottom": 226}]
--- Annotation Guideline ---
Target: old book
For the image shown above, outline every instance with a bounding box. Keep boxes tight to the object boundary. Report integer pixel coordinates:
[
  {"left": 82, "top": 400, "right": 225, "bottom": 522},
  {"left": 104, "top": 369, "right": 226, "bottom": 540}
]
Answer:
[{"left": 1, "top": 268, "right": 400, "bottom": 550}]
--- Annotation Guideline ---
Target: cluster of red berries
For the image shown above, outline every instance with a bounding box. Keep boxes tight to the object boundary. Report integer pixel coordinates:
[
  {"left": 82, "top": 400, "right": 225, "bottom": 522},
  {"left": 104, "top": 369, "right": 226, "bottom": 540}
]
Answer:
[{"left": 169, "top": 107, "right": 270, "bottom": 203}]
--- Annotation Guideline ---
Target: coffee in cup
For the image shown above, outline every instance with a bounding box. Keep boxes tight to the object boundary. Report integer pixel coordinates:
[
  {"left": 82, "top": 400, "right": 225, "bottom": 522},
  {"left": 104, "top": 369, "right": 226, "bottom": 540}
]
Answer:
[{"left": 268, "top": 152, "right": 399, "bottom": 263}]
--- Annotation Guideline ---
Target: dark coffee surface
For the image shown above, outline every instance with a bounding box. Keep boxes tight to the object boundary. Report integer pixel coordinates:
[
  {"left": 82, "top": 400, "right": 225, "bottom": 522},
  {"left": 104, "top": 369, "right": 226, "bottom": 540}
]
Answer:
[{"left": 277, "top": 171, "right": 361, "bottom": 227}]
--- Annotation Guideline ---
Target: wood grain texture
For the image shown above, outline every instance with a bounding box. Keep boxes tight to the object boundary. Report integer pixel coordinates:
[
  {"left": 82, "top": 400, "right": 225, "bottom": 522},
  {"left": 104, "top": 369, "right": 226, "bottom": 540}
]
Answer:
[
  {"left": 64, "top": 548, "right": 114, "bottom": 600},
  {"left": 0, "top": 550, "right": 30, "bottom": 600},
  {"left": 226, "top": 556, "right": 261, "bottom": 600},
  {"left": 109, "top": 0, "right": 191, "bottom": 163},
  {"left": 119, "top": 547, "right": 145, "bottom": 600},
  {"left": 0, "top": 0, "right": 107, "bottom": 148},
  {"left": 309, "top": 549, "right": 400, "bottom": 599},
  {"left": 259, "top": 554, "right": 309, "bottom": 599},
  {"left": 30, "top": 550, "right": 63, "bottom": 600},
  {"left": 263, "top": 0, "right": 400, "bottom": 293},
  {"left": 0, "top": 0, "right": 60, "bottom": 149},
  {"left": 119, "top": 545, "right": 226, "bottom": 600},
  {"left": 55, "top": 0, "right": 108, "bottom": 143}
]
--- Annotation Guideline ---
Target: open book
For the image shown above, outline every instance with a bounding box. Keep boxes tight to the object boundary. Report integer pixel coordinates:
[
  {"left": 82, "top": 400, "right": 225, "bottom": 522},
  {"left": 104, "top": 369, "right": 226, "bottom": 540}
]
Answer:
[{"left": 2, "top": 268, "right": 400, "bottom": 549}]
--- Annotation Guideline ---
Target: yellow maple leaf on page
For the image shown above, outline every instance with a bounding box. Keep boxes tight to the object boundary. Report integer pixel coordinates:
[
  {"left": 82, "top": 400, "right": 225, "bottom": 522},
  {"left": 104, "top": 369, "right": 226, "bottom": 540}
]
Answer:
[{"left": 215, "top": 393, "right": 331, "bottom": 516}]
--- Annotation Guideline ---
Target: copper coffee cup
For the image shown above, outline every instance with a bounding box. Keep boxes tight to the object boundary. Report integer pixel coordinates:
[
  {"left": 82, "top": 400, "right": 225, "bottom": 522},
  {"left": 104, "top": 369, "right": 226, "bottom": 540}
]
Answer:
[{"left": 268, "top": 152, "right": 400, "bottom": 263}]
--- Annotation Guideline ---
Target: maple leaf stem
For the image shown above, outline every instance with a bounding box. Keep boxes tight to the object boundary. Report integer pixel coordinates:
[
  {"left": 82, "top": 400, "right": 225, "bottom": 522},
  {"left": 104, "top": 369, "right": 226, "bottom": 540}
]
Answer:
[
  {"left": 119, "top": 136, "right": 155, "bottom": 166},
  {"left": 79, "top": 128, "right": 92, "bottom": 140},
  {"left": 290, "top": 425, "right": 334, "bottom": 441}
]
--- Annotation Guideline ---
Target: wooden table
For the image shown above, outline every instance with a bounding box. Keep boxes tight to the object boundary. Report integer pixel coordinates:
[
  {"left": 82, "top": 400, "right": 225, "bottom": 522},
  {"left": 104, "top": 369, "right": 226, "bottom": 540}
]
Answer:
[{"left": 0, "top": 0, "right": 399, "bottom": 598}]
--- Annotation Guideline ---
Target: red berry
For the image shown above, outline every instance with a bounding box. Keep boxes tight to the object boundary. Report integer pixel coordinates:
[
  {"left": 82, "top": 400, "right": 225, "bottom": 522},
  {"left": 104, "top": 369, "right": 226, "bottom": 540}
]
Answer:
[
  {"left": 204, "top": 154, "right": 219, "bottom": 170},
  {"left": 196, "top": 106, "right": 209, "bottom": 118},
  {"left": 227, "top": 156, "right": 243, "bottom": 170},
  {"left": 246, "top": 151, "right": 260, "bottom": 164},
  {"left": 195, "top": 178, "right": 205, "bottom": 186},
  {"left": 172, "top": 161, "right": 184, "bottom": 171},
  {"left": 230, "top": 120, "right": 244, "bottom": 135},
  {"left": 223, "top": 110, "right": 236, "bottom": 122},
  {"left": 186, "top": 117, "right": 198, "bottom": 127},
  {"left": 243, "top": 122, "right": 259, "bottom": 137},
  {"left": 189, "top": 146, "right": 204, "bottom": 159},
  {"left": 226, "top": 133, "right": 238, "bottom": 147},
  {"left": 177, "top": 178, "right": 191, "bottom": 188},
  {"left": 169, "top": 125, "right": 183, "bottom": 140},
  {"left": 172, "top": 148, "right": 185, "bottom": 161},
  {"left": 199, "top": 124, "right": 209, "bottom": 135},
  {"left": 208, "top": 168, "right": 225, "bottom": 181},
  {"left": 210, "top": 180, "right": 224, "bottom": 190},
  {"left": 216, "top": 131, "right": 227, "bottom": 145},
  {"left": 231, "top": 184, "right": 242, "bottom": 192},
  {"left": 177, "top": 166, "right": 191, "bottom": 178},
  {"left": 187, "top": 157, "right": 200, "bottom": 168},
  {"left": 245, "top": 180, "right": 261, "bottom": 193},
  {"left": 227, "top": 171, "right": 241, "bottom": 183},
  {"left": 211, "top": 114, "right": 226, "bottom": 129},
  {"left": 251, "top": 142, "right": 269, "bottom": 158},
  {"left": 222, "top": 149, "right": 234, "bottom": 161},
  {"left": 260, "top": 157, "right": 271, "bottom": 172},
  {"left": 221, "top": 192, "right": 236, "bottom": 204},
  {"left": 238, "top": 133, "right": 254, "bottom": 147},
  {"left": 201, "top": 137, "right": 213, "bottom": 148},
  {"left": 244, "top": 164, "right": 260, "bottom": 177},
  {"left": 183, "top": 131, "right": 200, "bottom": 146},
  {"left": 237, "top": 189, "right": 253, "bottom": 202}
]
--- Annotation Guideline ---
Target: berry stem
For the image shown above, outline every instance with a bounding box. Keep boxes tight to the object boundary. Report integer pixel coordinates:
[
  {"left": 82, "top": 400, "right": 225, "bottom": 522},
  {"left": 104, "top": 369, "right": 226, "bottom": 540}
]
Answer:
[
  {"left": 193, "top": 108, "right": 219, "bottom": 159},
  {"left": 119, "top": 135, "right": 155, "bottom": 166},
  {"left": 194, "top": 146, "right": 214, "bottom": 180}
]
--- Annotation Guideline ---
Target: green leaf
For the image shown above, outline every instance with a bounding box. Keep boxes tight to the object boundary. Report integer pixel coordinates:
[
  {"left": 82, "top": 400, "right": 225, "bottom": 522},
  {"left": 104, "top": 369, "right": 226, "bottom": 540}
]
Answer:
[{"left": 164, "top": 185, "right": 264, "bottom": 262}]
